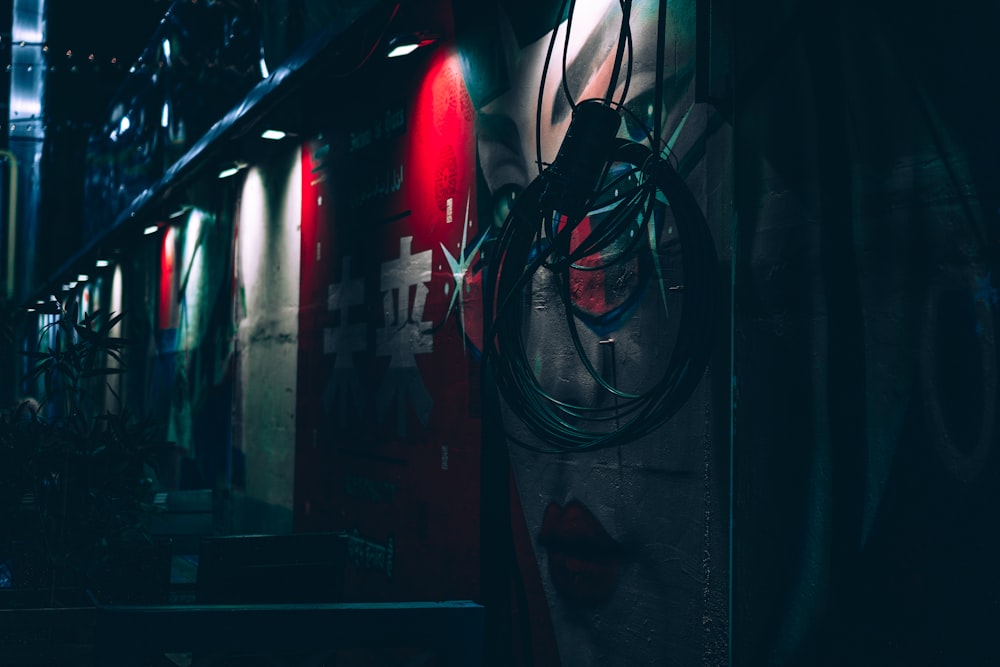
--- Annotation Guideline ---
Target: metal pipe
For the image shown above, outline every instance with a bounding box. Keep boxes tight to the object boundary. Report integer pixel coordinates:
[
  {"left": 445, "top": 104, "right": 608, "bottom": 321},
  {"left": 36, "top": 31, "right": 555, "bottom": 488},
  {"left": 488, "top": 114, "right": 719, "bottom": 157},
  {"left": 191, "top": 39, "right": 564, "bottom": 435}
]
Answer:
[{"left": 0, "top": 150, "right": 18, "bottom": 301}]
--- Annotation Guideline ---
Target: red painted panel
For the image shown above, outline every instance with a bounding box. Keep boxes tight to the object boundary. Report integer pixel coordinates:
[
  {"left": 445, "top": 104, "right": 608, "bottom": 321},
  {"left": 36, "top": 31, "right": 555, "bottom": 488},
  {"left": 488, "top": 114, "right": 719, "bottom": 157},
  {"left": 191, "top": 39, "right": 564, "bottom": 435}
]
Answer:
[
  {"left": 158, "top": 226, "right": 178, "bottom": 330},
  {"left": 295, "top": 38, "right": 481, "bottom": 604}
]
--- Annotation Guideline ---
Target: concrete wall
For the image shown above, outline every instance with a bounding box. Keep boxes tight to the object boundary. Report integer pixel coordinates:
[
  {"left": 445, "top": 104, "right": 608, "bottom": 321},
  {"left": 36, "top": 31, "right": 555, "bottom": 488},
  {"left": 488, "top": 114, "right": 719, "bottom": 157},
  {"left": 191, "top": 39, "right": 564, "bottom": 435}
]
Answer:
[
  {"left": 732, "top": 1, "right": 1000, "bottom": 664},
  {"left": 232, "top": 146, "right": 303, "bottom": 535}
]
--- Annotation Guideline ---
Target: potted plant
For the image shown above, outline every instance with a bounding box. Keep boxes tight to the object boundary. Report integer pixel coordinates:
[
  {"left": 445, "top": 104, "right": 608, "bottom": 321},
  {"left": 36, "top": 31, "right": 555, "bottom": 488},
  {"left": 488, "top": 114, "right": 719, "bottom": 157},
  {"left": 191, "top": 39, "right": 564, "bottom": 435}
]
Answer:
[{"left": 0, "top": 301, "right": 168, "bottom": 608}]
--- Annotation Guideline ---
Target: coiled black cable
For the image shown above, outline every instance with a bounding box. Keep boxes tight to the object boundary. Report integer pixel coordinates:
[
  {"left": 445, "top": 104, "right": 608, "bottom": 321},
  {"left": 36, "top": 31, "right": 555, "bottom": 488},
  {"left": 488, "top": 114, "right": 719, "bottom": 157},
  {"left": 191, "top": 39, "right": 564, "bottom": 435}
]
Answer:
[{"left": 485, "top": 108, "right": 716, "bottom": 453}]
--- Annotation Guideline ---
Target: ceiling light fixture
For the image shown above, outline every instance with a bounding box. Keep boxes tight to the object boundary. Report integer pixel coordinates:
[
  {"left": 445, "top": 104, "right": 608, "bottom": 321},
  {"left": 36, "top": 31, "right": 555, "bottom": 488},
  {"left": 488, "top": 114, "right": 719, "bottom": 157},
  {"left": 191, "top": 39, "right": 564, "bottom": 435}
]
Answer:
[
  {"left": 260, "top": 129, "right": 286, "bottom": 141},
  {"left": 169, "top": 205, "right": 192, "bottom": 219},
  {"left": 386, "top": 32, "right": 438, "bottom": 58},
  {"left": 218, "top": 161, "right": 248, "bottom": 179},
  {"left": 144, "top": 225, "right": 159, "bottom": 235}
]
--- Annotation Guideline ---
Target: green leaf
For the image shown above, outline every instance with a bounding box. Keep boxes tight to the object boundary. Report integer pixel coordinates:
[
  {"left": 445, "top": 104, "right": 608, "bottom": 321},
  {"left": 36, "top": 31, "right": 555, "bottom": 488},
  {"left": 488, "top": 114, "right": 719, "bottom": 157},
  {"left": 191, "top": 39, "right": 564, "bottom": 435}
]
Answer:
[
  {"left": 26, "top": 357, "right": 54, "bottom": 381},
  {"left": 82, "top": 367, "right": 126, "bottom": 378},
  {"left": 73, "top": 322, "right": 98, "bottom": 340},
  {"left": 105, "top": 311, "right": 126, "bottom": 330}
]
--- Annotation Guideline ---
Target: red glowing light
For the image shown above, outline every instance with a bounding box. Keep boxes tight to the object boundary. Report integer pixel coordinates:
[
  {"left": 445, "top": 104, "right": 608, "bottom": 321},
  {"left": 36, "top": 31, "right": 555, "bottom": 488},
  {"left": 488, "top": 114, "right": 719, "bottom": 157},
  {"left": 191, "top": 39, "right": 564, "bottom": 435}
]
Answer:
[{"left": 158, "top": 226, "right": 178, "bottom": 329}]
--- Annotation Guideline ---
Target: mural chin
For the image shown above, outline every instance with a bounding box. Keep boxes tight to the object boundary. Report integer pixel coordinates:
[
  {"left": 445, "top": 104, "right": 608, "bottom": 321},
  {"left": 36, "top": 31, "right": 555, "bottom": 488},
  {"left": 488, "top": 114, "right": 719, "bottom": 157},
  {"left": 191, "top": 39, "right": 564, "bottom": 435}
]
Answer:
[
  {"left": 508, "top": 407, "right": 705, "bottom": 661},
  {"left": 540, "top": 499, "right": 626, "bottom": 606}
]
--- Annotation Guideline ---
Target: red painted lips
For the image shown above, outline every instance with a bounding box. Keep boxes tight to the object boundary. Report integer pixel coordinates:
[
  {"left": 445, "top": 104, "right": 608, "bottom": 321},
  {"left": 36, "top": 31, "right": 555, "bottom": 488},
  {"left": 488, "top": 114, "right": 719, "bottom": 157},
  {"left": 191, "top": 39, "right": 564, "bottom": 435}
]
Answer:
[{"left": 539, "top": 500, "right": 625, "bottom": 606}]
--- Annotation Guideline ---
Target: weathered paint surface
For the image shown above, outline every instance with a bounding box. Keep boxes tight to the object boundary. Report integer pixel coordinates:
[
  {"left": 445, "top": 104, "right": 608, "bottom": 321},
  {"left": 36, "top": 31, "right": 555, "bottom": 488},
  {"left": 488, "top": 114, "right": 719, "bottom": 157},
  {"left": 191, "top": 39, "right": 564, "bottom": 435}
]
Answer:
[
  {"left": 732, "top": 1, "right": 1000, "bottom": 664},
  {"left": 461, "top": 0, "right": 731, "bottom": 663},
  {"left": 293, "top": 27, "right": 483, "bottom": 605},
  {"left": 233, "top": 147, "right": 303, "bottom": 534}
]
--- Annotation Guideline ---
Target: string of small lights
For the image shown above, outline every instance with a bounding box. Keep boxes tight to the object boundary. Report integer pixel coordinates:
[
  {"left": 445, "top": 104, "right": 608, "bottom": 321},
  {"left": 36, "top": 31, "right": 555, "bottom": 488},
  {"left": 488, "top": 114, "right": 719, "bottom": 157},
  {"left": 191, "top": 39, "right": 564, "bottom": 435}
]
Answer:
[{"left": 3, "top": 31, "right": 261, "bottom": 137}]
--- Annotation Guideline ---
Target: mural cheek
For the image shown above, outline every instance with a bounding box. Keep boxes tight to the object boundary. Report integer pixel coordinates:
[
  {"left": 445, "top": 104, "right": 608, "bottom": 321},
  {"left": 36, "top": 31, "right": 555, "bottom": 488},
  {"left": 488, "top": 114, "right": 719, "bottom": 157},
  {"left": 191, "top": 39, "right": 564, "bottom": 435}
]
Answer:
[
  {"left": 506, "top": 257, "right": 709, "bottom": 656},
  {"left": 512, "top": 459, "right": 695, "bottom": 664},
  {"left": 511, "top": 434, "right": 685, "bottom": 581},
  {"left": 564, "top": 206, "right": 660, "bottom": 335},
  {"left": 510, "top": 450, "right": 626, "bottom": 608},
  {"left": 540, "top": 498, "right": 625, "bottom": 606},
  {"left": 520, "top": 271, "right": 608, "bottom": 406}
]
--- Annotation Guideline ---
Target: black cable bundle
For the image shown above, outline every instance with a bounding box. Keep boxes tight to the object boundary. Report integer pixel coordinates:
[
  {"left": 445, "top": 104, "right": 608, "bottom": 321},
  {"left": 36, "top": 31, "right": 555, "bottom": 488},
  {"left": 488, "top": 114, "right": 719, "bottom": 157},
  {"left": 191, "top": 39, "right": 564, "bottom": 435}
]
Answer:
[{"left": 486, "top": 101, "right": 716, "bottom": 453}]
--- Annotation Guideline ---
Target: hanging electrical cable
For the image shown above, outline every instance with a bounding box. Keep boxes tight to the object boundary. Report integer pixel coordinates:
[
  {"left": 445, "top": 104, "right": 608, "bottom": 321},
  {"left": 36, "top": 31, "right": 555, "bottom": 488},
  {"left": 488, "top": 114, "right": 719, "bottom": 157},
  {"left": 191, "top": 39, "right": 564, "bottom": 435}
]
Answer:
[{"left": 485, "top": 0, "right": 716, "bottom": 453}]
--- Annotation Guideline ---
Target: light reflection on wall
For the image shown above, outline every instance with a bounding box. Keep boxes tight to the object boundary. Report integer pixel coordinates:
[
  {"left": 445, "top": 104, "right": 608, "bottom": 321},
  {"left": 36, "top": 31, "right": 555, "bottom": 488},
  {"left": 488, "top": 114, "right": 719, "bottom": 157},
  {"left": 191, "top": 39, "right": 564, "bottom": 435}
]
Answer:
[
  {"left": 179, "top": 208, "right": 207, "bottom": 351},
  {"left": 159, "top": 225, "right": 178, "bottom": 330},
  {"left": 111, "top": 264, "right": 124, "bottom": 326},
  {"left": 234, "top": 148, "right": 302, "bottom": 533},
  {"left": 82, "top": 283, "right": 92, "bottom": 317},
  {"left": 105, "top": 264, "right": 124, "bottom": 413},
  {"left": 238, "top": 168, "right": 266, "bottom": 307}
]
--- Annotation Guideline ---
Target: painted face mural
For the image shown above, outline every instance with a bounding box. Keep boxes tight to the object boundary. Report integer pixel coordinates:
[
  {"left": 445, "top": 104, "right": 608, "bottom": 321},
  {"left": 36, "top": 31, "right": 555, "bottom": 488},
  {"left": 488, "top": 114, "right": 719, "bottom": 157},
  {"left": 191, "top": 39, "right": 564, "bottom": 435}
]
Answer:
[{"left": 465, "top": 1, "right": 728, "bottom": 664}]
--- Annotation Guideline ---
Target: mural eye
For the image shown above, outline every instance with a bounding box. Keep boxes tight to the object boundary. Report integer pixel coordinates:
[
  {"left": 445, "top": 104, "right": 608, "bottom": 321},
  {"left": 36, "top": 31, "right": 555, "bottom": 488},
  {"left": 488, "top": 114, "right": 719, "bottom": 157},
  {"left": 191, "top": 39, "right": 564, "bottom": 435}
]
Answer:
[
  {"left": 492, "top": 183, "right": 522, "bottom": 229},
  {"left": 621, "top": 88, "right": 658, "bottom": 142}
]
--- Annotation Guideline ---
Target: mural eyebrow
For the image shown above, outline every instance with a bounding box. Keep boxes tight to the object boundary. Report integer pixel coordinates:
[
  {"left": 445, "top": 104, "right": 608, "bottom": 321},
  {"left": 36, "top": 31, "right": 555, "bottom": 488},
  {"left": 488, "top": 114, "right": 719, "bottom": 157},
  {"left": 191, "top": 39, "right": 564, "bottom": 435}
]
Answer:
[
  {"left": 477, "top": 111, "right": 526, "bottom": 170},
  {"left": 551, "top": 4, "right": 619, "bottom": 126},
  {"left": 478, "top": 110, "right": 522, "bottom": 143}
]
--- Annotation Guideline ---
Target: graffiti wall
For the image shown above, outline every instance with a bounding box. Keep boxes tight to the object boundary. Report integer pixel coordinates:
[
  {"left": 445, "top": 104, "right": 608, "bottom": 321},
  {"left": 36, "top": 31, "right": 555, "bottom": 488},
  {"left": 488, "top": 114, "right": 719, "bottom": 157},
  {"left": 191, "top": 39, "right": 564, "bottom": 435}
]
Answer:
[
  {"left": 293, "top": 29, "right": 482, "bottom": 603},
  {"left": 17, "top": 0, "right": 999, "bottom": 663},
  {"left": 149, "top": 203, "right": 237, "bottom": 492},
  {"left": 732, "top": 1, "right": 1000, "bottom": 664},
  {"left": 232, "top": 147, "right": 304, "bottom": 534}
]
